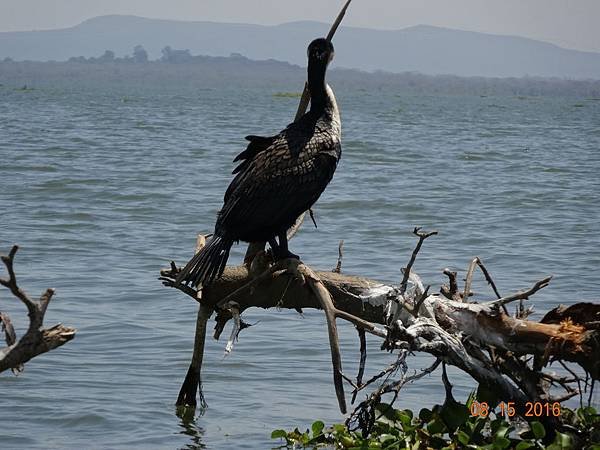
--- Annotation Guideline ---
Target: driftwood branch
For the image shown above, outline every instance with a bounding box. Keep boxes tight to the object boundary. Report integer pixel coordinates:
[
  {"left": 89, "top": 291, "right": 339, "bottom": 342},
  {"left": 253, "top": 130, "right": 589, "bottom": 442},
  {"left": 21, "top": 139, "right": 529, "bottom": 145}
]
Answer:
[
  {"left": 162, "top": 227, "right": 599, "bottom": 424},
  {"left": 0, "top": 245, "right": 76, "bottom": 374}
]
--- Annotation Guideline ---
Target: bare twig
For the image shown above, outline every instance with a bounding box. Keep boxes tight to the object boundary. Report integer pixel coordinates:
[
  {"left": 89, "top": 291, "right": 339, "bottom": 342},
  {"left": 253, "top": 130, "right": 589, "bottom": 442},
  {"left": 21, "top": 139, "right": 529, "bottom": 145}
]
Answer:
[
  {"left": 0, "top": 245, "right": 38, "bottom": 321},
  {"left": 485, "top": 276, "right": 553, "bottom": 307},
  {"left": 400, "top": 227, "right": 437, "bottom": 295},
  {"left": 441, "top": 268, "right": 459, "bottom": 300},
  {"left": 468, "top": 257, "right": 508, "bottom": 313},
  {"left": 476, "top": 258, "right": 502, "bottom": 299},
  {"left": 559, "top": 360, "right": 584, "bottom": 408},
  {"left": 333, "top": 240, "right": 344, "bottom": 273},
  {"left": 0, "top": 312, "right": 17, "bottom": 346},
  {"left": 462, "top": 258, "right": 477, "bottom": 302},
  {"left": 347, "top": 358, "right": 440, "bottom": 435},
  {"left": 352, "top": 327, "right": 367, "bottom": 404},
  {"left": 384, "top": 358, "right": 441, "bottom": 396}
]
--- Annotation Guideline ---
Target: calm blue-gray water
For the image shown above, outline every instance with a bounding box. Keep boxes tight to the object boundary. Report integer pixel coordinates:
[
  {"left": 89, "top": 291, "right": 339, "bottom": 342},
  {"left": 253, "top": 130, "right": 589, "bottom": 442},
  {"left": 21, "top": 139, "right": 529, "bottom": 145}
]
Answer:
[{"left": 1, "top": 80, "right": 599, "bottom": 449}]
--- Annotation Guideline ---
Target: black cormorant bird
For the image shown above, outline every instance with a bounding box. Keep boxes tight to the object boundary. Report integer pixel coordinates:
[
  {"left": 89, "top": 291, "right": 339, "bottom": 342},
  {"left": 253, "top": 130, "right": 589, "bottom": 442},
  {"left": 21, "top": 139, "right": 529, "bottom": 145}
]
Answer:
[{"left": 177, "top": 38, "right": 341, "bottom": 287}]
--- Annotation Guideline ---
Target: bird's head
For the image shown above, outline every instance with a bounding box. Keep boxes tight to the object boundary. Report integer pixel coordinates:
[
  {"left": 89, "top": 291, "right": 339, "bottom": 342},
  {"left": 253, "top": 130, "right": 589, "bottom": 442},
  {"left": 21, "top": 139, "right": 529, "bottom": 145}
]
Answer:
[{"left": 307, "top": 38, "right": 335, "bottom": 65}]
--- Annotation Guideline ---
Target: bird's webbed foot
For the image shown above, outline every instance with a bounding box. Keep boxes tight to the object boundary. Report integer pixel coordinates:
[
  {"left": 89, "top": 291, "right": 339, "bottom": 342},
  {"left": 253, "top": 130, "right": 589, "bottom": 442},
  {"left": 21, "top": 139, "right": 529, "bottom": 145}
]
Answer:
[
  {"left": 268, "top": 243, "right": 299, "bottom": 260},
  {"left": 271, "top": 233, "right": 300, "bottom": 261}
]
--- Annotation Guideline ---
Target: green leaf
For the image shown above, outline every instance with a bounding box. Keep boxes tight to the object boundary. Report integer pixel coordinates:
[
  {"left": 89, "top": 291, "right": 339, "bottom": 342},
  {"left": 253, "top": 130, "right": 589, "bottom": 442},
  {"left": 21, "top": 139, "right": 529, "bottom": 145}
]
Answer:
[
  {"left": 419, "top": 408, "right": 433, "bottom": 422},
  {"left": 575, "top": 406, "right": 597, "bottom": 424},
  {"left": 375, "top": 403, "right": 394, "bottom": 416},
  {"left": 557, "top": 431, "right": 573, "bottom": 448},
  {"left": 375, "top": 403, "right": 397, "bottom": 426},
  {"left": 338, "top": 434, "right": 355, "bottom": 447},
  {"left": 301, "top": 430, "right": 310, "bottom": 445},
  {"left": 549, "top": 431, "right": 573, "bottom": 450},
  {"left": 530, "top": 421, "right": 546, "bottom": 440},
  {"left": 440, "top": 400, "right": 469, "bottom": 431},
  {"left": 494, "top": 425, "right": 511, "bottom": 439},
  {"left": 398, "top": 409, "right": 413, "bottom": 420},
  {"left": 493, "top": 436, "right": 511, "bottom": 449},
  {"left": 578, "top": 406, "right": 598, "bottom": 425},
  {"left": 490, "top": 418, "right": 505, "bottom": 434},
  {"left": 311, "top": 420, "right": 325, "bottom": 436},
  {"left": 378, "top": 433, "right": 396, "bottom": 444},
  {"left": 457, "top": 430, "right": 470, "bottom": 445},
  {"left": 515, "top": 441, "right": 534, "bottom": 450},
  {"left": 333, "top": 423, "right": 346, "bottom": 434},
  {"left": 271, "top": 429, "right": 287, "bottom": 439},
  {"left": 427, "top": 418, "right": 446, "bottom": 435},
  {"left": 398, "top": 410, "right": 413, "bottom": 428}
]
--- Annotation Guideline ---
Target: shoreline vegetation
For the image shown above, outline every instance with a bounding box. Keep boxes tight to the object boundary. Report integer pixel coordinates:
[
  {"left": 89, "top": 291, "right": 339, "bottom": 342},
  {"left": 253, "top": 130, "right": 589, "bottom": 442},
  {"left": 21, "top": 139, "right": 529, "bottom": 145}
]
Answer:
[
  {"left": 2, "top": 46, "right": 600, "bottom": 97},
  {"left": 272, "top": 404, "right": 599, "bottom": 449}
]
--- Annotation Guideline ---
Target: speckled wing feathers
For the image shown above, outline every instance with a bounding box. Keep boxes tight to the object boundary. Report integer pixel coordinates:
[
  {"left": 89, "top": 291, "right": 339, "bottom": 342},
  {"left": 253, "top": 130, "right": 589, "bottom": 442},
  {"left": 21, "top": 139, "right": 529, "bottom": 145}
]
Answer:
[{"left": 218, "top": 114, "right": 340, "bottom": 241}]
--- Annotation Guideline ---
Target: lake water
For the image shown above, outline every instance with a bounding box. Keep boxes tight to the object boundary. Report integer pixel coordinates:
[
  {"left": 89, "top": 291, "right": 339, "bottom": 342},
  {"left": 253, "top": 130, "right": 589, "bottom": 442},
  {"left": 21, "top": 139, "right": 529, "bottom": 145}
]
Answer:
[{"left": 1, "top": 78, "right": 599, "bottom": 449}]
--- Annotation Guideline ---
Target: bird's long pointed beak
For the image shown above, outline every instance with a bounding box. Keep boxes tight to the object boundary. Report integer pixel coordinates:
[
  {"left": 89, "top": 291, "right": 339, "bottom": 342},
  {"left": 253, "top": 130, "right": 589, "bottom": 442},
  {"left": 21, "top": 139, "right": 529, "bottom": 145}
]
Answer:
[{"left": 326, "top": 0, "right": 352, "bottom": 42}]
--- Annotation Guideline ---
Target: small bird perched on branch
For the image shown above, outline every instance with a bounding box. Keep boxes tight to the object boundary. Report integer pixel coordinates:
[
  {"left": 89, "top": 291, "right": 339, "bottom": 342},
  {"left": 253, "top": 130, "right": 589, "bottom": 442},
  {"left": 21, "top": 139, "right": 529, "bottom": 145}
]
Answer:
[{"left": 177, "top": 37, "right": 342, "bottom": 288}]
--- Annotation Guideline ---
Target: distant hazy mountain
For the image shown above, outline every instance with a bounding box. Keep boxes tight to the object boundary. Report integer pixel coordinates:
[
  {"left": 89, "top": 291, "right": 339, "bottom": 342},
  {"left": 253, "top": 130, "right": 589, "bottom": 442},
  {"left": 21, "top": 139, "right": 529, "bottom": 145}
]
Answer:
[{"left": 2, "top": 15, "right": 600, "bottom": 79}]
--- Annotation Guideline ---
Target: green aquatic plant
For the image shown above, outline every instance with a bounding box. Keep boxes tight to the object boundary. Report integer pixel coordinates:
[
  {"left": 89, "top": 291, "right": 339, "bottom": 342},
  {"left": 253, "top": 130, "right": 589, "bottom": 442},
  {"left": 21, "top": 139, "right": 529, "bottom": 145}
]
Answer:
[{"left": 272, "top": 402, "right": 599, "bottom": 449}]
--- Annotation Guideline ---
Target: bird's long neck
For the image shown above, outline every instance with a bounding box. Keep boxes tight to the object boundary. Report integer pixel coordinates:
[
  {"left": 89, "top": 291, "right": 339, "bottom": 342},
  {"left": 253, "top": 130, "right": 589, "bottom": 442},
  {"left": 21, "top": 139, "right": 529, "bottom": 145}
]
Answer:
[{"left": 307, "top": 59, "right": 329, "bottom": 112}]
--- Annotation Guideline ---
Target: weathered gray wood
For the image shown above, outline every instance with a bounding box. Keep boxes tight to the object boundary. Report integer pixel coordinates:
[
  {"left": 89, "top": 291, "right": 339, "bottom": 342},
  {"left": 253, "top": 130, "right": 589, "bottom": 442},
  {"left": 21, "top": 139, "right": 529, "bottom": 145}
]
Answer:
[
  {"left": 162, "top": 247, "right": 599, "bottom": 414},
  {"left": 0, "top": 245, "right": 75, "bottom": 374}
]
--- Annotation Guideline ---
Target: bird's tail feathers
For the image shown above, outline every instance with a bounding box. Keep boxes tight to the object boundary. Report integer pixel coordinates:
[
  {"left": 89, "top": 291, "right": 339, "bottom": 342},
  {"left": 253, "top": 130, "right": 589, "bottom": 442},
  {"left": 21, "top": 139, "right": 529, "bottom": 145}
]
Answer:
[{"left": 176, "top": 235, "right": 232, "bottom": 288}]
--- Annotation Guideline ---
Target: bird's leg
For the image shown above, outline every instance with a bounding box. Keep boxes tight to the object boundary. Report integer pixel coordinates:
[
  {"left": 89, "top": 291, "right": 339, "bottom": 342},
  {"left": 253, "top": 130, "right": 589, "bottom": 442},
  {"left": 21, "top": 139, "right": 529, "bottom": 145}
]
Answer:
[
  {"left": 277, "top": 232, "right": 299, "bottom": 260},
  {"left": 268, "top": 238, "right": 279, "bottom": 260}
]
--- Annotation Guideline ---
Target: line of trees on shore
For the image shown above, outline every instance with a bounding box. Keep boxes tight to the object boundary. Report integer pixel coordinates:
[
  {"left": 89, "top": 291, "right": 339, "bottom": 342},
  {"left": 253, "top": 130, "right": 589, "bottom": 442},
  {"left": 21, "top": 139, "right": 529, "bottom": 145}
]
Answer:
[
  {"left": 64, "top": 45, "right": 251, "bottom": 64},
  {"left": 1, "top": 45, "right": 248, "bottom": 65}
]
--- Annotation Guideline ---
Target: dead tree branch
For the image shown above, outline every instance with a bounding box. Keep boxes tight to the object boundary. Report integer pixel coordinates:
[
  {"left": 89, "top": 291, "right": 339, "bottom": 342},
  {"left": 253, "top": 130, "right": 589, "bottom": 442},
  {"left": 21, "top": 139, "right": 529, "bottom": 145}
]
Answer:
[
  {"left": 399, "top": 227, "right": 437, "bottom": 295},
  {"left": 0, "top": 245, "right": 76, "bottom": 374},
  {"left": 162, "top": 227, "right": 599, "bottom": 423},
  {"left": 485, "top": 276, "right": 553, "bottom": 307}
]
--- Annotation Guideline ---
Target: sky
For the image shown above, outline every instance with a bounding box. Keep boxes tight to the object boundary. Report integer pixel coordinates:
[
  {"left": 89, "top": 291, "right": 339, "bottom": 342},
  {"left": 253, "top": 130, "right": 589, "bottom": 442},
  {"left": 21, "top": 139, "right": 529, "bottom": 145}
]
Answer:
[{"left": 1, "top": 0, "right": 599, "bottom": 53}]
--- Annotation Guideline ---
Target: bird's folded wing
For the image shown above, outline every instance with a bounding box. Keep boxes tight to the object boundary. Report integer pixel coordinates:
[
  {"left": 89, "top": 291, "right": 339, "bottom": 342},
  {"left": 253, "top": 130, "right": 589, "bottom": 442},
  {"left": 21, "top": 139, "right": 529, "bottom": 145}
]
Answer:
[{"left": 219, "top": 143, "right": 338, "bottom": 233}]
